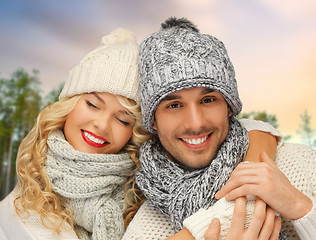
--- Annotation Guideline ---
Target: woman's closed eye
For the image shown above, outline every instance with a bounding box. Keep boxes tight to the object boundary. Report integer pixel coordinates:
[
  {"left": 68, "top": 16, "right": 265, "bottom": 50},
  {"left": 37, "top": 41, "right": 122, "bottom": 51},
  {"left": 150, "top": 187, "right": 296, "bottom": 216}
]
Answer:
[
  {"left": 117, "top": 118, "right": 131, "bottom": 126},
  {"left": 116, "top": 111, "right": 135, "bottom": 127},
  {"left": 86, "top": 100, "right": 99, "bottom": 109}
]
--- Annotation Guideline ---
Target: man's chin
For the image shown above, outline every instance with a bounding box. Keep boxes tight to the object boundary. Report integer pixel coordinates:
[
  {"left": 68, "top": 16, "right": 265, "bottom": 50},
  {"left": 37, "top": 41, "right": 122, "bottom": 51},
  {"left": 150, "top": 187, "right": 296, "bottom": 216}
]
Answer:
[
  {"left": 165, "top": 147, "right": 217, "bottom": 170},
  {"left": 174, "top": 157, "right": 213, "bottom": 171}
]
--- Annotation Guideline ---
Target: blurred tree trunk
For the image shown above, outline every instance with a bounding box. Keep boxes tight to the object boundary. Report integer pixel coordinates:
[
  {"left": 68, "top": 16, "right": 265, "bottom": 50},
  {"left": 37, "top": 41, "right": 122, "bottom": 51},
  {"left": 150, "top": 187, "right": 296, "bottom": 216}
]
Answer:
[
  {"left": 0, "top": 68, "right": 62, "bottom": 200},
  {"left": 5, "top": 126, "right": 15, "bottom": 196},
  {"left": 0, "top": 68, "right": 42, "bottom": 198}
]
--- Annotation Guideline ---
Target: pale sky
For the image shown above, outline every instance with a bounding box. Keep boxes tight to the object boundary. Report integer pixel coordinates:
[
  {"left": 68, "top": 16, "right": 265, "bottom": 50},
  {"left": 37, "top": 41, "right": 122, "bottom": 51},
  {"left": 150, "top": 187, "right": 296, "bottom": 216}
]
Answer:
[{"left": 1, "top": 0, "right": 315, "bottom": 142}]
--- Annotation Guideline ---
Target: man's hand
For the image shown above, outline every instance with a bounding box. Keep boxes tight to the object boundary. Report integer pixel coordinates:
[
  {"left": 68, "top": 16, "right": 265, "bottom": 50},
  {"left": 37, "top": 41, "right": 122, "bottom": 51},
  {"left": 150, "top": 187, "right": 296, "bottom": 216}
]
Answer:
[
  {"left": 204, "top": 197, "right": 282, "bottom": 240},
  {"left": 215, "top": 152, "right": 312, "bottom": 220}
]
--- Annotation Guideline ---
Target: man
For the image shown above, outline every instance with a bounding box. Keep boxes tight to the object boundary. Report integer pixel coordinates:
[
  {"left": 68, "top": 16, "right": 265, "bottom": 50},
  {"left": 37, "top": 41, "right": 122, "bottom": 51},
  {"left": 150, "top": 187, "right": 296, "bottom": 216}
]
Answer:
[{"left": 123, "top": 17, "right": 316, "bottom": 239}]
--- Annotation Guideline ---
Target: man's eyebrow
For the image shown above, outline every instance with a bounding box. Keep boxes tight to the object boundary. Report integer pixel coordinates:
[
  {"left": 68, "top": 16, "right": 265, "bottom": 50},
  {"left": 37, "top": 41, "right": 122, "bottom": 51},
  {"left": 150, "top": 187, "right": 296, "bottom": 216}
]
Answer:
[
  {"left": 201, "top": 88, "right": 214, "bottom": 95},
  {"left": 160, "top": 88, "right": 215, "bottom": 102},
  {"left": 160, "top": 94, "right": 181, "bottom": 102},
  {"left": 92, "top": 93, "right": 105, "bottom": 104}
]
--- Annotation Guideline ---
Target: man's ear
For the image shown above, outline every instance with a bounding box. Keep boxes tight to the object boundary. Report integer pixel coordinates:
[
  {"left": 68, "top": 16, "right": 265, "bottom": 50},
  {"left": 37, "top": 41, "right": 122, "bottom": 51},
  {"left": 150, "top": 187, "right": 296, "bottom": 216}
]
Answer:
[
  {"left": 153, "top": 120, "right": 157, "bottom": 131},
  {"left": 228, "top": 107, "right": 233, "bottom": 117}
]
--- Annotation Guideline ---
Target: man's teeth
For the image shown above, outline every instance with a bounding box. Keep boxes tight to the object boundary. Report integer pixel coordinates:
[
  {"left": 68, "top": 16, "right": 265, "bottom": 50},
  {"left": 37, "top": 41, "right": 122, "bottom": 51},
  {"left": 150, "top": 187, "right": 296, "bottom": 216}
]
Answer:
[
  {"left": 182, "top": 136, "right": 208, "bottom": 145},
  {"left": 84, "top": 131, "right": 106, "bottom": 144}
]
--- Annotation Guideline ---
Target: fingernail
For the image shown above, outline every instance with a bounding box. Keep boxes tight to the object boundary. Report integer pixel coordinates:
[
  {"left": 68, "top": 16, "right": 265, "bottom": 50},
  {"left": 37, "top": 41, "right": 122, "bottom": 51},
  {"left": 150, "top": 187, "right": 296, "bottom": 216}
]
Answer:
[
  {"left": 210, "top": 218, "right": 220, "bottom": 227},
  {"left": 276, "top": 216, "right": 281, "bottom": 223},
  {"left": 215, "top": 192, "right": 219, "bottom": 199}
]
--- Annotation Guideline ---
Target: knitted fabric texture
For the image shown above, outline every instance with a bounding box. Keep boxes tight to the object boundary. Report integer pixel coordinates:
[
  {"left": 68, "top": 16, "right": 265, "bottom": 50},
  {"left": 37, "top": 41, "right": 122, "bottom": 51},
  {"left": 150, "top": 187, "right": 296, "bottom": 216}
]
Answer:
[
  {"left": 136, "top": 118, "right": 249, "bottom": 232},
  {"left": 59, "top": 28, "right": 140, "bottom": 102},
  {"left": 44, "top": 131, "right": 135, "bottom": 240},
  {"left": 139, "top": 17, "right": 242, "bottom": 133},
  {"left": 184, "top": 197, "right": 287, "bottom": 240},
  {"left": 123, "top": 123, "right": 316, "bottom": 240}
]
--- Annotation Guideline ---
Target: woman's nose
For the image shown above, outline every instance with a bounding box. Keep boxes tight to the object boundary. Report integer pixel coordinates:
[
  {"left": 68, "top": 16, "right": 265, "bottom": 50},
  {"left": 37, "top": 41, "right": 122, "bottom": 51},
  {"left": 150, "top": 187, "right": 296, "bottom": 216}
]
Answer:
[{"left": 94, "top": 113, "right": 111, "bottom": 132}]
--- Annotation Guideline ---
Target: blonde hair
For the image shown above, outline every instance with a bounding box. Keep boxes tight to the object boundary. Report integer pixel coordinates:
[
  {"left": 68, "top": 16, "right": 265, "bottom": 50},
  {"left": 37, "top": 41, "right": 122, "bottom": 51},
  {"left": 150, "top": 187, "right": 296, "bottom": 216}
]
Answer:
[
  {"left": 116, "top": 96, "right": 152, "bottom": 227},
  {"left": 15, "top": 95, "right": 81, "bottom": 233},
  {"left": 14, "top": 93, "right": 151, "bottom": 234}
]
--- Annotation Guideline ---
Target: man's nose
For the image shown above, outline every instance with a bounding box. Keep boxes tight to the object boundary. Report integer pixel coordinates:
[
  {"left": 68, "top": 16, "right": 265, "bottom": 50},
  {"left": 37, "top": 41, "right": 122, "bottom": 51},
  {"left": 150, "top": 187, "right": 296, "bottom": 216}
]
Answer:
[{"left": 182, "top": 104, "right": 206, "bottom": 131}]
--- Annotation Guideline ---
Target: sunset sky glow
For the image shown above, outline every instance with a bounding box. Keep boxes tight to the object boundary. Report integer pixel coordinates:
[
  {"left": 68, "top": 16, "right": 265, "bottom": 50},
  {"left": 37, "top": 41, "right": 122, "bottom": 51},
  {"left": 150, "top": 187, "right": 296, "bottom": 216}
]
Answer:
[{"left": 1, "top": 0, "right": 315, "bottom": 142}]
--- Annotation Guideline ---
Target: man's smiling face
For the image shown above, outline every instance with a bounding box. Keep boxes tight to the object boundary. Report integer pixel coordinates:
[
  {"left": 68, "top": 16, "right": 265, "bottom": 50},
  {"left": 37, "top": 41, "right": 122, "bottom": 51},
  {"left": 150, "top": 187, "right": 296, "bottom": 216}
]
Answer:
[{"left": 153, "top": 87, "right": 232, "bottom": 169}]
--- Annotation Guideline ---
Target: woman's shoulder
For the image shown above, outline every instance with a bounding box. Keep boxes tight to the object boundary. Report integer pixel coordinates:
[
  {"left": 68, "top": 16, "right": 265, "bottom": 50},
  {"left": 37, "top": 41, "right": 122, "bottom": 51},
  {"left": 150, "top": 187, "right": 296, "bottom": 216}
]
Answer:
[{"left": 0, "top": 191, "right": 78, "bottom": 240}]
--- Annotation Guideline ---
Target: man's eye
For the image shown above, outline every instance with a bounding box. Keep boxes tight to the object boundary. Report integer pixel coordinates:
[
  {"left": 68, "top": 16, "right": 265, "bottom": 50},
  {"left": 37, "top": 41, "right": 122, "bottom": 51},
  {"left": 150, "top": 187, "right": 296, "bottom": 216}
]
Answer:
[
  {"left": 86, "top": 100, "right": 98, "bottom": 109},
  {"left": 167, "top": 103, "right": 181, "bottom": 109},
  {"left": 201, "top": 98, "right": 214, "bottom": 104}
]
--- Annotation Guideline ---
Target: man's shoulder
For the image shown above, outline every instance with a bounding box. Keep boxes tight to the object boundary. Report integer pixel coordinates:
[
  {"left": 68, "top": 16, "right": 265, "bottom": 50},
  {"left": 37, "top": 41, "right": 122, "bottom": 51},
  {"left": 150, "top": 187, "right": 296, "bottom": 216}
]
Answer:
[
  {"left": 123, "top": 200, "right": 175, "bottom": 239},
  {"left": 133, "top": 200, "right": 171, "bottom": 223}
]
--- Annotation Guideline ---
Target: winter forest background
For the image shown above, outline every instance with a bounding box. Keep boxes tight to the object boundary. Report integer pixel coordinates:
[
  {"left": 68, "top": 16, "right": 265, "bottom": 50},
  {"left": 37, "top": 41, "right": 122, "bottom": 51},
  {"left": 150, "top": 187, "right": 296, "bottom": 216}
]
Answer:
[
  {"left": 1, "top": 0, "right": 316, "bottom": 200},
  {"left": 0, "top": 67, "right": 315, "bottom": 200}
]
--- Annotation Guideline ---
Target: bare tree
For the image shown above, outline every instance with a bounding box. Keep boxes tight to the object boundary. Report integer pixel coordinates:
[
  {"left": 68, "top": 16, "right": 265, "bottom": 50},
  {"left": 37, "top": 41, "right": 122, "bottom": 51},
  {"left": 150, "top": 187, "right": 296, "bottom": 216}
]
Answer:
[{"left": 297, "top": 110, "right": 315, "bottom": 147}]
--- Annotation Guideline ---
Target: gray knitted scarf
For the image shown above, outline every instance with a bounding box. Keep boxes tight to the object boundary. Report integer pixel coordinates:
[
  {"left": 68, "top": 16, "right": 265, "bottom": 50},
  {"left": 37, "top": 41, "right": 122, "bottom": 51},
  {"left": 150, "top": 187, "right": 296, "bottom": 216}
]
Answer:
[
  {"left": 44, "top": 131, "right": 135, "bottom": 240},
  {"left": 136, "top": 118, "right": 288, "bottom": 240},
  {"left": 136, "top": 118, "right": 249, "bottom": 232}
]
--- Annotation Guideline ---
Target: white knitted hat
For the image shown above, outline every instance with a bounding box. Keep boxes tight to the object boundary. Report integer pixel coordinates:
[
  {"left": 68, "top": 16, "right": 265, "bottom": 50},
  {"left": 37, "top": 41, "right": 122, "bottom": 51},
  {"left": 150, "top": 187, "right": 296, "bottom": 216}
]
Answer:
[{"left": 59, "top": 28, "right": 140, "bottom": 102}]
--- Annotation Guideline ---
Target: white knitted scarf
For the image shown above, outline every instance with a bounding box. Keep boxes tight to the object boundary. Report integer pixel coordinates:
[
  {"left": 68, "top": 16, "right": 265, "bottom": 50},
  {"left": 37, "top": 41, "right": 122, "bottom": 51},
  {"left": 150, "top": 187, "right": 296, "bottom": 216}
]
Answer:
[{"left": 44, "top": 131, "right": 135, "bottom": 240}]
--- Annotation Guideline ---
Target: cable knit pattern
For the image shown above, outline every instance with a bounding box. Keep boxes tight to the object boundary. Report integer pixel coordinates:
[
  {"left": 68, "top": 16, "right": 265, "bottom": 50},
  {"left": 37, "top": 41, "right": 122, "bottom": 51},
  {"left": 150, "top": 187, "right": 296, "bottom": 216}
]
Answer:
[
  {"left": 136, "top": 118, "right": 249, "bottom": 232},
  {"left": 139, "top": 17, "right": 242, "bottom": 133},
  {"left": 45, "top": 131, "right": 135, "bottom": 240}
]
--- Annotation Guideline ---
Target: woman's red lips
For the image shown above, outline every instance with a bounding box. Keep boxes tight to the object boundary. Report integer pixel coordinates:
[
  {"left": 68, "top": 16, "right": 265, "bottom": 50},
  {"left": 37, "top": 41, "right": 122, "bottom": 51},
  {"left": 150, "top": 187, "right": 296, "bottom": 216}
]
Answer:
[{"left": 81, "top": 130, "right": 109, "bottom": 148}]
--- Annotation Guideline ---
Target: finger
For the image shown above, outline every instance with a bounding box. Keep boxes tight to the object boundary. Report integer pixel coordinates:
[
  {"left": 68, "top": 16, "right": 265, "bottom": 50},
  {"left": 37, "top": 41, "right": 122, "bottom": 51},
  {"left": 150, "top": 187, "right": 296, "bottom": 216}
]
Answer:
[
  {"left": 225, "top": 184, "right": 260, "bottom": 201},
  {"left": 258, "top": 207, "right": 275, "bottom": 240},
  {"left": 230, "top": 197, "right": 247, "bottom": 231},
  {"left": 204, "top": 218, "right": 221, "bottom": 240},
  {"left": 216, "top": 165, "right": 262, "bottom": 199},
  {"left": 247, "top": 198, "right": 266, "bottom": 238},
  {"left": 269, "top": 216, "right": 282, "bottom": 240}
]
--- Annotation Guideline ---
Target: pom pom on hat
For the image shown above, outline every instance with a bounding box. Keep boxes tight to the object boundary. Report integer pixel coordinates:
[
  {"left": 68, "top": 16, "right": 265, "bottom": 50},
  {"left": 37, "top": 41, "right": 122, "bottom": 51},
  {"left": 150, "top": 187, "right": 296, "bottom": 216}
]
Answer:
[
  {"left": 161, "top": 17, "right": 199, "bottom": 32},
  {"left": 101, "top": 28, "right": 137, "bottom": 45},
  {"left": 59, "top": 28, "right": 140, "bottom": 102}
]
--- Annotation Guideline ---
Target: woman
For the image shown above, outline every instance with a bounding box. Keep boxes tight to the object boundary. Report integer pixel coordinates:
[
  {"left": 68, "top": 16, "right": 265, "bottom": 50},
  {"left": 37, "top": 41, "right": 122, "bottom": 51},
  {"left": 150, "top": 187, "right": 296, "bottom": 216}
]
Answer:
[{"left": 0, "top": 28, "right": 150, "bottom": 240}]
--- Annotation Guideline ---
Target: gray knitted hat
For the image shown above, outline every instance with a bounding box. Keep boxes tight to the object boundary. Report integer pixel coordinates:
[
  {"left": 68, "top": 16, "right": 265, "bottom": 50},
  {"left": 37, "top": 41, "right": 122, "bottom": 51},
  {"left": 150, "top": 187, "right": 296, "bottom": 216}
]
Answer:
[{"left": 139, "top": 17, "right": 242, "bottom": 133}]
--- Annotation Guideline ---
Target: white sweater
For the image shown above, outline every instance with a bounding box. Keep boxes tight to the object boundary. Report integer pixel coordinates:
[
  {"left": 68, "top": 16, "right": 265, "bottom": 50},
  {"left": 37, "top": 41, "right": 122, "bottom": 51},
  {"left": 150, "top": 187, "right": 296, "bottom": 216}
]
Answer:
[
  {"left": 0, "top": 190, "right": 78, "bottom": 240},
  {"left": 123, "top": 120, "right": 316, "bottom": 240},
  {"left": 183, "top": 143, "right": 316, "bottom": 240}
]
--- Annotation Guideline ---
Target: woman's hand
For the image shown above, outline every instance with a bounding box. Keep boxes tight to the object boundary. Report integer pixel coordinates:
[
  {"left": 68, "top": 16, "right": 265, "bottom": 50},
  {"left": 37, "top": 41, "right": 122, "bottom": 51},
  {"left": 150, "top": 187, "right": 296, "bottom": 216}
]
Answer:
[
  {"left": 204, "top": 197, "right": 282, "bottom": 240},
  {"left": 215, "top": 152, "right": 312, "bottom": 220}
]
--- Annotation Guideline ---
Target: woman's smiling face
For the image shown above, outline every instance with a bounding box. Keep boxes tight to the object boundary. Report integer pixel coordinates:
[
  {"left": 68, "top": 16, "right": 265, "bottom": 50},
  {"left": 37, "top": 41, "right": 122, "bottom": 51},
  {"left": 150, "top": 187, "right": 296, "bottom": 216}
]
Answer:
[{"left": 64, "top": 92, "right": 135, "bottom": 154}]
